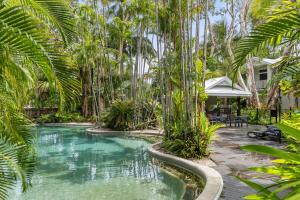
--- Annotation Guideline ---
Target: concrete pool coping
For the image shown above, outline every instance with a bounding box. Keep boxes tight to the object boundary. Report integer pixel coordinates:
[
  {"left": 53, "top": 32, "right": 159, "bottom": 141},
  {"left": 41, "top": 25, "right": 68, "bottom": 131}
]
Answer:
[
  {"left": 86, "top": 128, "right": 223, "bottom": 200},
  {"left": 149, "top": 143, "right": 223, "bottom": 200},
  {"left": 42, "top": 122, "right": 95, "bottom": 127},
  {"left": 86, "top": 128, "right": 164, "bottom": 136}
]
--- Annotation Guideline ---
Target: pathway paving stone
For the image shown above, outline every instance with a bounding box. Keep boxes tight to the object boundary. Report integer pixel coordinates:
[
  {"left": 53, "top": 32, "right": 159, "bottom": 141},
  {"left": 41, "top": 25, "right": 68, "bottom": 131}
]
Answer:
[{"left": 211, "top": 126, "right": 284, "bottom": 200}]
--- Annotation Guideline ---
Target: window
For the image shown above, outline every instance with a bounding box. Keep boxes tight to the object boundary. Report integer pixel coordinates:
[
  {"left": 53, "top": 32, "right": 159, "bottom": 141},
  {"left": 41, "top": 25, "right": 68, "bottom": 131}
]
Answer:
[{"left": 259, "top": 69, "right": 268, "bottom": 80}]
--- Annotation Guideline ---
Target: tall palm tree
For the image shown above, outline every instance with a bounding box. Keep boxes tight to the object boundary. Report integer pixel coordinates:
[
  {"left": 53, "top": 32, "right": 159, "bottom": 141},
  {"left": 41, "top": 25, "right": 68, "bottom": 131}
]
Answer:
[{"left": 0, "top": 0, "right": 78, "bottom": 198}]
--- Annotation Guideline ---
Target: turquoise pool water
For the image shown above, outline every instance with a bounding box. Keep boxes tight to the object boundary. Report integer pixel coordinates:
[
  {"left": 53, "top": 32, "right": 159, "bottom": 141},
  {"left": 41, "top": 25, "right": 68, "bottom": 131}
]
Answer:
[{"left": 12, "top": 126, "right": 186, "bottom": 200}]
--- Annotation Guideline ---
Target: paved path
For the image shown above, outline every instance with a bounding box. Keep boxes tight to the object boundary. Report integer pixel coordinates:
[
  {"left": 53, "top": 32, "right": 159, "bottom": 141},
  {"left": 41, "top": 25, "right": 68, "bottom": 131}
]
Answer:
[{"left": 211, "top": 126, "right": 284, "bottom": 200}]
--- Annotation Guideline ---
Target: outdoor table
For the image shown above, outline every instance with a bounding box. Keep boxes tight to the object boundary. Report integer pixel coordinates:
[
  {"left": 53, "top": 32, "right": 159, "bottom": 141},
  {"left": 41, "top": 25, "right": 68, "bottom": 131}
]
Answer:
[{"left": 233, "top": 115, "right": 248, "bottom": 127}]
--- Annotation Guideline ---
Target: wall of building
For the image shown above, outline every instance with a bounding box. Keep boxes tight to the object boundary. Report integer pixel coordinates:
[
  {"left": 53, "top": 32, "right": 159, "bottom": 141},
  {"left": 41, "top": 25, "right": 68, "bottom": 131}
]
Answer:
[{"left": 254, "top": 64, "right": 299, "bottom": 110}]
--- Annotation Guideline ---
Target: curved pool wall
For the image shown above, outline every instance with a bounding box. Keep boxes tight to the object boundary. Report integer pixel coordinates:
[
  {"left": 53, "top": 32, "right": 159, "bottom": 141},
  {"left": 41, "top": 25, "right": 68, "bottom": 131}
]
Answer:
[
  {"left": 86, "top": 128, "right": 223, "bottom": 200},
  {"left": 10, "top": 126, "right": 187, "bottom": 200},
  {"left": 149, "top": 143, "right": 223, "bottom": 200}
]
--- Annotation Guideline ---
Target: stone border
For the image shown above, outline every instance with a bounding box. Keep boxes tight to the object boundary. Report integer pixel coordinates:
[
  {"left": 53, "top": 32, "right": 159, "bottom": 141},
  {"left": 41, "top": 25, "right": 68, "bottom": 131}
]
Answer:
[
  {"left": 42, "top": 122, "right": 94, "bottom": 127},
  {"left": 86, "top": 128, "right": 164, "bottom": 136},
  {"left": 149, "top": 143, "right": 223, "bottom": 200}
]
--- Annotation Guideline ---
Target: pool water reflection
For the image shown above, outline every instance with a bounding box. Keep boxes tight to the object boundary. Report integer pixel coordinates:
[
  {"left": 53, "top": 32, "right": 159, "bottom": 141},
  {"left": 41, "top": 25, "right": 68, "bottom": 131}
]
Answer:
[{"left": 12, "top": 126, "right": 186, "bottom": 200}]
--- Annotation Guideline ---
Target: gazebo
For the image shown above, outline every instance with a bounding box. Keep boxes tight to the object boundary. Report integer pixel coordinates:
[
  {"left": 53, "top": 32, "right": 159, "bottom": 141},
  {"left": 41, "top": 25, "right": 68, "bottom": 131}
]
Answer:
[{"left": 205, "top": 76, "right": 252, "bottom": 116}]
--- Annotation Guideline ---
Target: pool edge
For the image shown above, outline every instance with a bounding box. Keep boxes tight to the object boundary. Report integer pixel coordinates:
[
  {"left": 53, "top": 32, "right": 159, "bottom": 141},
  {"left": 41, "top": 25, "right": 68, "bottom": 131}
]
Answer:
[
  {"left": 86, "top": 128, "right": 223, "bottom": 200},
  {"left": 86, "top": 128, "right": 164, "bottom": 136},
  {"left": 148, "top": 143, "right": 223, "bottom": 200}
]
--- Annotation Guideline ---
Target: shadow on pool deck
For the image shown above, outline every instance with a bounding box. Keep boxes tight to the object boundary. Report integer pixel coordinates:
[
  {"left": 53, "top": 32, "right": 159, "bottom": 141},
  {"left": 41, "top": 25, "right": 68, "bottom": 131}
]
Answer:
[{"left": 211, "top": 125, "right": 284, "bottom": 200}]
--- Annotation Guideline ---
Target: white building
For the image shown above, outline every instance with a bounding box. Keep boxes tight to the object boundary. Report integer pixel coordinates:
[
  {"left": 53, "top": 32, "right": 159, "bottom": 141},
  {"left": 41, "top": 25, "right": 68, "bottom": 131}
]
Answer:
[
  {"left": 205, "top": 76, "right": 251, "bottom": 115},
  {"left": 252, "top": 57, "right": 300, "bottom": 110}
]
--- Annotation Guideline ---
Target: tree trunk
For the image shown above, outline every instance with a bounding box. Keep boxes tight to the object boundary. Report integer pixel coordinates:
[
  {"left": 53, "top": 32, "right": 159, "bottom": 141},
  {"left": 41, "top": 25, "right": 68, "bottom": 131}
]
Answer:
[
  {"left": 195, "top": 0, "right": 201, "bottom": 126},
  {"left": 226, "top": 0, "right": 248, "bottom": 91},
  {"left": 240, "top": 0, "right": 261, "bottom": 107},
  {"left": 267, "top": 46, "right": 292, "bottom": 108},
  {"left": 132, "top": 24, "right": 142, "bottom": 102},
  {"left": 202, "top": 0, "right": 209, "bottom": 112},
  {"left": 118, "top": 39, "right": 124, "bottom": 78},
  {"left": 208, "top": 15, "right": 217, "bottom": 57},
  {"left": 81, "top": 65, "right": 92, "bottom": 117}
]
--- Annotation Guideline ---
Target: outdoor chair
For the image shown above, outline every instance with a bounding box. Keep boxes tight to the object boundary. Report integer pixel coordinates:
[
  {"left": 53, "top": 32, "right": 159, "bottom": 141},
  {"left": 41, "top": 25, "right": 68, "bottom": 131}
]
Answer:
[
  {"left": 233, "top": 116, "right": 248, "bottom": 127},
  {"left": 220, "top": 115, "right": 229, "bottom": 125},
  {"left": 209, "top": 116, "right": 221, "bottom": 124},
  {"left": 247, "top": 125, "right": 282, "bottom": 143}
]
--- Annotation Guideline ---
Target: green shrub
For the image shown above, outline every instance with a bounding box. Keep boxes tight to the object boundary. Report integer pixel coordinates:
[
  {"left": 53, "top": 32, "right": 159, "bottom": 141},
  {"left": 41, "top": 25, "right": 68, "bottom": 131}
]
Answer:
[
  {"left": 100, "top": 100, "right": 135, "bottom": 130},
  {"left": 162, "top": 114, "right": 224, "bottom": 159},
  {"left": 36, "top": 114, "right": 57, "bottom": 123},
  {"left": 100, "top": 99, "right": 159, "bottom": 131},
  {"left": 36, "top": 112, "right": 86, "bottom": 123},
  {"left": 282, "top": 113, "right": 300, "bottom": 130},
  {"left": 282, "top": 113, "right": 300, "bottom": 153},
  {"left": 134, "top": 100, "right": 159, "bottom": 129},
  {"left": 241, "top": 108, "right": 271, "bottom": 125},
  {"left": 239, "top": 124, "right": 300, "bottom": 199}
]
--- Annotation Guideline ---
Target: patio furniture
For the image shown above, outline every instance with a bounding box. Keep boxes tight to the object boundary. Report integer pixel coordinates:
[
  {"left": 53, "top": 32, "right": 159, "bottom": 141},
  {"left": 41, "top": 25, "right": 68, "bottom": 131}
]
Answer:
[
  {"left": 209, "top": 116, "right": 221, "bottom": 124},
  {"left": 247, "top": 125, "right": 282, "bottom": 143},
  {"left": 233, "top": 115, "right": 248, "bottom": 127}
]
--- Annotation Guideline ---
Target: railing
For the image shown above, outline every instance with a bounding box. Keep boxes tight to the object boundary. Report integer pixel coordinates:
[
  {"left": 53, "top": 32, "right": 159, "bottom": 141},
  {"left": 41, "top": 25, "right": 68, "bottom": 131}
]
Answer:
[{"left": 24, "top": 107, "right": 58, "bottom": 118}]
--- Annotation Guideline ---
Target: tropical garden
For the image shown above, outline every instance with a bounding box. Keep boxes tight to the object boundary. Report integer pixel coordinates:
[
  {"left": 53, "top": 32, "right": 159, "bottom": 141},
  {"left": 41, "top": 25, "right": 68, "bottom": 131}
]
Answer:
[{"left": 0, "top": 0, "right": 300, "bottom": 199}]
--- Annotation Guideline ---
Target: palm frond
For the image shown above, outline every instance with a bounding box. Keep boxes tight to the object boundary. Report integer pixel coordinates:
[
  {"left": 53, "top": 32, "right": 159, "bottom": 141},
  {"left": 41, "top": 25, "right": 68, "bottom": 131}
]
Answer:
[
  {"left": 0, "top": 138, "right": 35, "bottom": 199},
  {"left": 0, "top": 4, "right": 79, "bottom": 108},
  {"left": 14, "top": 0, "right": 76, "bottom": 45},
  {"left": 234, "top": 9, "right": 300, "bottom": 72}
]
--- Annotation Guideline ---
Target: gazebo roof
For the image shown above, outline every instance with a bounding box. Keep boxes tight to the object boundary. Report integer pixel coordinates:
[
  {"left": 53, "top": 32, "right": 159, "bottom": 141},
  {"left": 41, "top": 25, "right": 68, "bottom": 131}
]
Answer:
[{"left": 205, "top": 76, "right": 252, "bottom": 97}]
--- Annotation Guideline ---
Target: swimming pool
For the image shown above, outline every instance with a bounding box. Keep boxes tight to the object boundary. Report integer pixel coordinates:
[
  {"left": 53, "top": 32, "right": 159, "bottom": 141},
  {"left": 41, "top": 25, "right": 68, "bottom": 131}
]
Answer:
[{"left": 11, "top": 126, "right": 186, "bottom": 200}]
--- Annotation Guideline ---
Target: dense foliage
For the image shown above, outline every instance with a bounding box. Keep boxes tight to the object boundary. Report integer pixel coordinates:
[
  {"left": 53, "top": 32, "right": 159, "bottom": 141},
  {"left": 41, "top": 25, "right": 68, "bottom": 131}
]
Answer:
[
  {"left": 1, "top": 0, "right": 300, "bottom": 198},
  {"left": 234, "top": 1, "right": 300, "bottom": 108},
  {"left": 100, "top": 99, "right": 158, "bottom": 130},
  {"left": 0, "top": 0, "right": 77, "bottom": 198},
  {"left": 240, "top": 124, "right": 300, "bottom": 200},
  {"left": 36, "top": 113, "right": 87, "bottom": 123},
  {"left": 163, "top": 114, "right": 224, "bottom": 158}
]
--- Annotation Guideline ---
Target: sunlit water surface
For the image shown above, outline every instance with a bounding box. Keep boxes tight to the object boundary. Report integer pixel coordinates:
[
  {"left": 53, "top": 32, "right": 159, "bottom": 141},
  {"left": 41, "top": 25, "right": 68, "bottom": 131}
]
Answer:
[{"left": 11, "top": 126, "right": 186, "bottom": 200}]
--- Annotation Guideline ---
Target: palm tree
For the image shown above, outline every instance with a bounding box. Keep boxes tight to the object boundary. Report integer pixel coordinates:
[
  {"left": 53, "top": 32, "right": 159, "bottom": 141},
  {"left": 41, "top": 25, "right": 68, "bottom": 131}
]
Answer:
[
  {"left": 0, "top": 0, "right": 78, "bottom": 198},
  {"left": 234, "top": 1, "right": 300, "bottom": 107}
]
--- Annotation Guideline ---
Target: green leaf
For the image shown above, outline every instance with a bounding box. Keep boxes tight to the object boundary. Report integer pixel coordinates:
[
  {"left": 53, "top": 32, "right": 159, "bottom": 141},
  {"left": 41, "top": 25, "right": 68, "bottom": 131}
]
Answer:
[
  {"left": 277, "top": 123, "right": 300, "bottom": 141},
  {"left": 241, "top": 145, "right": 300, "bottom": 162},
  {"left": 237, "top": 177, "right": 279, "bottom": 199}
]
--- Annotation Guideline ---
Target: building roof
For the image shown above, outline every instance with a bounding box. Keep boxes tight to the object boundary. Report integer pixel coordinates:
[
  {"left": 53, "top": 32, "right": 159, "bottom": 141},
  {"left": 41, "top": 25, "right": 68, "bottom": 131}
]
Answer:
[
  {"left": 205, "top": 76, "right": 252, "bottom": 97},
  {"left": 252, "top": 57, "right": 282, "bottom": 66}
]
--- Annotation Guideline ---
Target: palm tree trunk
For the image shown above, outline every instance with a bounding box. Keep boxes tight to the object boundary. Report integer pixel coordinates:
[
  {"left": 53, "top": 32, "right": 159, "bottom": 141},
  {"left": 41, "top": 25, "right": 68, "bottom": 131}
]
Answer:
[
  {"left": 202, "top": 0, "right": 209, "bottom": 112},
  {"left": 195, "top": 0, "right": 201, "bottom": 126},
  {"left": 179, "top": 0, "right": 188, "bottom": 136}
]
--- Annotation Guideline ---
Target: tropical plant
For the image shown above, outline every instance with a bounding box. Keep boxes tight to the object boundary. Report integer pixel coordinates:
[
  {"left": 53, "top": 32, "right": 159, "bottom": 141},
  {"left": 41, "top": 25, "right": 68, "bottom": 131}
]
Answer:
[
  {"left": 0, "top": 89, "right": 36, "bottom": 199},
  {"left": 281, "top": 113, "right": 300, "bottom": 153},
  {"left": 100, "top": 99, "right": 159, "bottom": 131},
  {"left": 197, "top": 113, "right": 224, "bottom": 156},
  {"left": 0, "top": 138, "right": 35, "bottom": 199},
  {"left": 100, "top": 100, "right": 135, "bottom": 130},
  {"left": 234, "top": 1, "right": 300, "bottom": 108},
  {"left": 36, "top": 112, "right": 87, "bottom": 123},
  {"left": 0, "top": 0, "right": 77, "bottom": 198},
  {"left": 239, "top": 124, "right": 300, "bottom": 199},
  {"left": 162, "top": 114, "right": 223, "bottom": 159}
]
